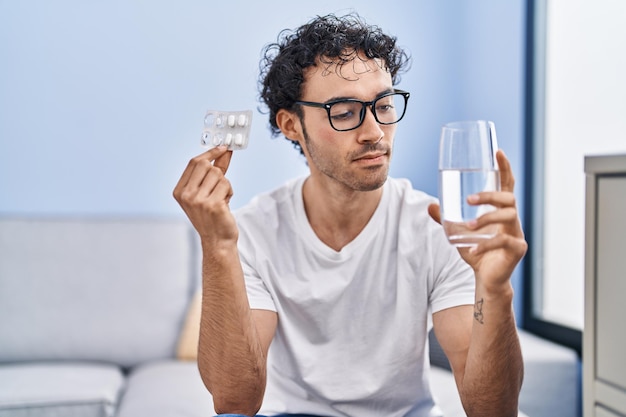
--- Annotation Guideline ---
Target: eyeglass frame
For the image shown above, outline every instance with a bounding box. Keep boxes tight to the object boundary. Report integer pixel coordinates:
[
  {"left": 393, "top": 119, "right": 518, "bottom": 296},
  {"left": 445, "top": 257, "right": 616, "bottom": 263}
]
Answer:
[{"left": 294, "top": 89, "right": 411, "bottom": 132}]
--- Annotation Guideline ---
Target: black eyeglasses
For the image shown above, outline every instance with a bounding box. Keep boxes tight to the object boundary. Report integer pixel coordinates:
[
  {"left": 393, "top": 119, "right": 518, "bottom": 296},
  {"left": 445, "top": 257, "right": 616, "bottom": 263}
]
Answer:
[{"left": 295, "top": 89, "right": 410, "bottom": 132}]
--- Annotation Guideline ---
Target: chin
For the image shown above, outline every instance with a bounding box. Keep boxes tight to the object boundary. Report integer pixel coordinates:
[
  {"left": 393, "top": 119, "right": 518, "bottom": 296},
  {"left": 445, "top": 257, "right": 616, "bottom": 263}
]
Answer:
[{"left": 355, "top": 175, "right": 388, "bottom": 192}]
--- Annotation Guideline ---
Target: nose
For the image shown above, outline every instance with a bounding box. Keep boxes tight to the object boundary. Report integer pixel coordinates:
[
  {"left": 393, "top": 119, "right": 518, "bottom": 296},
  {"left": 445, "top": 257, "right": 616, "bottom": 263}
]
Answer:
[{"left": 356, "top": 106, "right": 384, "bottom": 143}]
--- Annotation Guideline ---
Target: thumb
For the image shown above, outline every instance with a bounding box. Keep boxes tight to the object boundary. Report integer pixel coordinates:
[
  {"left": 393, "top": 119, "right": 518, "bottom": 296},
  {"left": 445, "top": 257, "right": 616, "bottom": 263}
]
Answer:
[
  {"left": 213, "top": 149, "right": 233, "bottom": 175},
  {"left": 428, "top": 203, "right": 442, "bottom": 225}
]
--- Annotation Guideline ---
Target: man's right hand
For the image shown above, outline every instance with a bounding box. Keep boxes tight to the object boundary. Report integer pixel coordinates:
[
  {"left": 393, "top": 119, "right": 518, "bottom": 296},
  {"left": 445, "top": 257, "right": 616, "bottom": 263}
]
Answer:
[
  {"left": 173, "top": 146, "right": 237, "bottom": 246},
  {"left": 174, "top": 147, "right": 273, "bottom": 414}
]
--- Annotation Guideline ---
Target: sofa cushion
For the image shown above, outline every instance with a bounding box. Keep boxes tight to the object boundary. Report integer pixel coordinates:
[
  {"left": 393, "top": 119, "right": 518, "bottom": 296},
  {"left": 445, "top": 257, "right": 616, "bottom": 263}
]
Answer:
[
  {"left": 0, "top": 218, "right": 199, "bottom": 368},
  {"left": 518, "top": 329, "right": 580, "bottom": 417},
  {"left": 115, "top": 360, "right": 214, "bottom": 417},
  {"left": 176, "top": 289, "right": 202, "bottom": 361},
  {"left": 429, "top": 365, "right": 463, "bottom": 417},
  {"left": 0, "top": 362, "right": 124, "bottom": 417},
  {"left": 430, "top": 365, "right": 530, "bottom": 417}
]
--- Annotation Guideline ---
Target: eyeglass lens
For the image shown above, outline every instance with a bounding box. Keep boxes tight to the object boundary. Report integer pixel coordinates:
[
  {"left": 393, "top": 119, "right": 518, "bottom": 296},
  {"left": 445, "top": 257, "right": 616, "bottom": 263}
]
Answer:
[{"left": 329, "top": 93, "right": 407, "bottom": 131}]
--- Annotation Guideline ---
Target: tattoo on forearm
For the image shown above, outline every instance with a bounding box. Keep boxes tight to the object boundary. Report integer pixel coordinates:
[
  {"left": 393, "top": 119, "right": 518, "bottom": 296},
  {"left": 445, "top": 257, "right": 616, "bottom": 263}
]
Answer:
[{"left": 474, "top": 298, "right": 484, "bottom": 324}]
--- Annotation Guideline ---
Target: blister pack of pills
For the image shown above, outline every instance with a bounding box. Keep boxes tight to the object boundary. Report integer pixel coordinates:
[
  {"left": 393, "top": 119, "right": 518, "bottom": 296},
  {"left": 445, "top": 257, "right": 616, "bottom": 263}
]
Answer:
[{"left": 201, "top": 110, "right": 252, "bottom": 150}]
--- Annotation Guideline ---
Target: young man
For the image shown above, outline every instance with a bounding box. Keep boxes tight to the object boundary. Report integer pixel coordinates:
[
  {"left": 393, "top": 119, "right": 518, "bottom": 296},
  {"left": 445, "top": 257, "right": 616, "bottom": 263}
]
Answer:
[{"left": 173, "top": 13, "right": 526, "bottom": 417}]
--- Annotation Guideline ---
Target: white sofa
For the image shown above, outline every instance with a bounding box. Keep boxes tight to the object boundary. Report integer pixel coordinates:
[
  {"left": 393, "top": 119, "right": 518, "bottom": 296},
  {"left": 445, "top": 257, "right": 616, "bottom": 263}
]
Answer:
[
  {"left": 429, "top": 329, "right": 580, "bottom": 417},
  {"left": 0, "top": 217, "right": 579, "bottom": 417}
]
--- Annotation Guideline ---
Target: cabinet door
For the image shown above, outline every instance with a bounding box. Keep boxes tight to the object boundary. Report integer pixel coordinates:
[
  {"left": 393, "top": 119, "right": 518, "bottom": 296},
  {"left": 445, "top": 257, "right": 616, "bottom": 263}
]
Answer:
[
  {"left": 595, "top": 405, "right": 625, "bottom": 417},
  {"left": 596, "top": 176, "right": 626, "bottom": 391}
]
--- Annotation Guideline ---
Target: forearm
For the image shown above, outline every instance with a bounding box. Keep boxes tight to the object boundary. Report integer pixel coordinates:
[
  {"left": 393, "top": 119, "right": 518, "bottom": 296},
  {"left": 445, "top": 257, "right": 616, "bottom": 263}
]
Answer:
[
  {"left": 459, "top": 283, "right": 524, "bottom": 417},
  {"left": 197, "top": 242, "right": 266, "bottom": 416}
]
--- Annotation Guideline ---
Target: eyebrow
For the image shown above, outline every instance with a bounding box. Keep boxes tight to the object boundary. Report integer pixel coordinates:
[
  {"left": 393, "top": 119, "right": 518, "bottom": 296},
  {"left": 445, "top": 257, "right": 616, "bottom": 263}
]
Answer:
[{"left": 324, "top": 88, "right": 395, "bottom": 103}]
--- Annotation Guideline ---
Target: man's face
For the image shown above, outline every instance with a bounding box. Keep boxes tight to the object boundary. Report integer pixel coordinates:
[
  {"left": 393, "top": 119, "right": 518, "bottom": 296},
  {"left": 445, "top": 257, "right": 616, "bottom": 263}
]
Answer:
[{"left": 296, "top": 55, "right": 398, "bottom": 192}]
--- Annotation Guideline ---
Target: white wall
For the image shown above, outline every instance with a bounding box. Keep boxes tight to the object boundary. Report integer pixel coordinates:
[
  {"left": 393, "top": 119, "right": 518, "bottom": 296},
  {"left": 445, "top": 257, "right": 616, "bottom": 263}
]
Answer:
[{"left": 540, "top": 0, "right": 626, "bottom": 329}]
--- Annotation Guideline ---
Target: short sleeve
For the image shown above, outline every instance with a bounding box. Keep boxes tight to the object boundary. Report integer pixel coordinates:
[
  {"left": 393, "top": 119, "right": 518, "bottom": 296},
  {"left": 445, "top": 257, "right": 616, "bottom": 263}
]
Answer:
[
  {"left": 428, "top": 222, "right": 476, "bottom": 314},
  {"left": 241, "top": 256, "right": 277, "bottom": 312}
]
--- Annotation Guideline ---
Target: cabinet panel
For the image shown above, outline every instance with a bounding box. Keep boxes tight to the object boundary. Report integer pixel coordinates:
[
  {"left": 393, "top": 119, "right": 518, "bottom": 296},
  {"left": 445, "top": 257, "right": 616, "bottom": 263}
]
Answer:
[
  {"left": 595, "top": 176, "right": 626, "bottom": 390},
  {"left": 584, "top": 155, "right": 626, "bottom": 417},
  {"left": 595, "top": 405, "right": 625, "bottom": 417}
]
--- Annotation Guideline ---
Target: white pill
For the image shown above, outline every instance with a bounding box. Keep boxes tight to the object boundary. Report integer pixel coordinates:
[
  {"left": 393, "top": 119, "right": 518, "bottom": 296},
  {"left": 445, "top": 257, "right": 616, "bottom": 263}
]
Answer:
[{"left": 200, "top": 109, "right": 252, "bottom": 150}]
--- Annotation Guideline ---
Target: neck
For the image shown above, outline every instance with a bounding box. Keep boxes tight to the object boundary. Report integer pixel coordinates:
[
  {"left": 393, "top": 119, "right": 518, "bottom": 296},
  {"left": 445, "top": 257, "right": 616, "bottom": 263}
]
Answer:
[{"left": 302, "top": 176, "right": 384, "bottom": 251}]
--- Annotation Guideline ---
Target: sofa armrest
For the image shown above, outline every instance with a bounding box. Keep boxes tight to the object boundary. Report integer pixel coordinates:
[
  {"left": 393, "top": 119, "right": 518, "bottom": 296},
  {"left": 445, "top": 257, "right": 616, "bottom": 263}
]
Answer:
[
  {"left": 429, "top": 328, "right": 580, "bottom": 417},
  {"left": 518, "top": 329, "right": 580, "bottom": 417}
]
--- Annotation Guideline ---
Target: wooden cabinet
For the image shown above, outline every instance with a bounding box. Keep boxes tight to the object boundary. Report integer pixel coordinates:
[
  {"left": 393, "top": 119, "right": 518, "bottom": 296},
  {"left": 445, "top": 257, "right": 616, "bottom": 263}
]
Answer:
[{"left": 584, "top": 155, "right": 626, "bottom": 417}]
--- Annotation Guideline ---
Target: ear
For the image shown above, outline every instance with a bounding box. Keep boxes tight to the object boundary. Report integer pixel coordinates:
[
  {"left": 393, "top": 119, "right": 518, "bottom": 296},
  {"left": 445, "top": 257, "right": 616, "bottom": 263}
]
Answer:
[{"left": 276, "top": 108, "right": 303, "bottom": 144}]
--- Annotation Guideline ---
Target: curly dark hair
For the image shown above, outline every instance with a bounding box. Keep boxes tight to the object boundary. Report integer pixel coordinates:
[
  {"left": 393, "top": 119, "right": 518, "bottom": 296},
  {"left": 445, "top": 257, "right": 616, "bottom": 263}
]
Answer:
[{"left": 258, "top": 13, "right": 411, "bottom": 154}]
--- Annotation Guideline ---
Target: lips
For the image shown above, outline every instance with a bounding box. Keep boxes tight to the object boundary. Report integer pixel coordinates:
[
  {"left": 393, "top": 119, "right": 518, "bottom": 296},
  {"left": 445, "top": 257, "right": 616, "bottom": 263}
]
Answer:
[{"left": 353, "top": 151, "right": 388, "bottom": 161}]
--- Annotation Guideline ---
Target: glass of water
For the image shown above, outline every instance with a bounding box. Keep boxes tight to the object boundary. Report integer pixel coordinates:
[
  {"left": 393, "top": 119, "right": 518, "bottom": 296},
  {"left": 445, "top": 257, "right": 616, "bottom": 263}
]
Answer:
[{"left": 438, "top": 120, "right": 500, "bottom": 247}]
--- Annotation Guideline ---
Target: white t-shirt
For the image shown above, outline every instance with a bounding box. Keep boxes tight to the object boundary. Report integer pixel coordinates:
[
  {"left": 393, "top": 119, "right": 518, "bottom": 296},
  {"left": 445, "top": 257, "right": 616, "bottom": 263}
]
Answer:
[{"left": 235, "top": 176, "right": 475, "bottom": 417}]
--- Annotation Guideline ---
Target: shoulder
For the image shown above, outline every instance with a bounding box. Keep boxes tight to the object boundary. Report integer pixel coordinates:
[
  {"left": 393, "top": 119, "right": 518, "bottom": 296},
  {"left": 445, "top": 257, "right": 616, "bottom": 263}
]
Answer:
[
  {"left": 385, "top": 177, "right": 448, "bottom": 248},
  {"left": 385, "top": 177, "right": 438, "bottom": 214},
  {"left": 235, "top": 177, "right": 301, "bottom": 213},
  {"left": 234, "top": 177, "right": 304, "bottom": 233}
]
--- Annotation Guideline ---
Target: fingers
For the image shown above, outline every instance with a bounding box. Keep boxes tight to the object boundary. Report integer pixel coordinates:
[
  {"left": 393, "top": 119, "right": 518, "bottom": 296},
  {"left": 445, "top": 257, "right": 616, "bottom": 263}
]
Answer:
[
  {"left": 173, "top": 146, "right": 231, "bottom": 200},
  {"left": 468, "top": 207, "right": 519, "bottom": 233},
  {"left": 467, "top": 232, "right": 528, "bottom": 262},
  {"left": 467, "top": 191, "right": 524, "bottom": 238},
  {"left": 496, "top": 150, "right": 515, "bottom": 193},
  {"left": 467, "top": 190, "right": 516, "bottom": 210}
]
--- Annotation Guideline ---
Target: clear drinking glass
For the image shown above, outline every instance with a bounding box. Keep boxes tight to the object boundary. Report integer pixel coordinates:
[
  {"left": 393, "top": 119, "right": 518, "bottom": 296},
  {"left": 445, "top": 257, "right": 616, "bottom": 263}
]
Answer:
[{"left": 438, "top": 120, "right": 500, "bottom": 247}]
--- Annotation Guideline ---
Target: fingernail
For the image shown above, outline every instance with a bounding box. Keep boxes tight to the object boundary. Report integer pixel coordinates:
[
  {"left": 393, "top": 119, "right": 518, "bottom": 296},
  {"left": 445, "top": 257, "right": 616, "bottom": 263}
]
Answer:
[
  {"left": 468, "top": 219, "right": 478, "bottom": 229},
  {"left": 467, "top": 194, "right": 479, "bottom": 203}
]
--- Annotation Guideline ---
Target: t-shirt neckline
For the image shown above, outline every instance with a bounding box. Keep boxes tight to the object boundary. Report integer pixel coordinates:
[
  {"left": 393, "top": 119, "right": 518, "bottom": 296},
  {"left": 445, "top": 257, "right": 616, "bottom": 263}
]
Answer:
[{"left": 293, "top": 177, "right": 389, "bottom": 261}]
